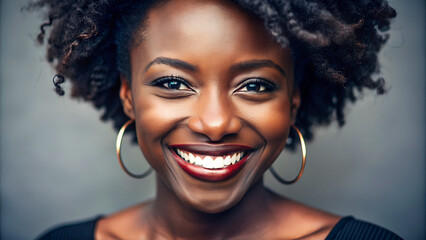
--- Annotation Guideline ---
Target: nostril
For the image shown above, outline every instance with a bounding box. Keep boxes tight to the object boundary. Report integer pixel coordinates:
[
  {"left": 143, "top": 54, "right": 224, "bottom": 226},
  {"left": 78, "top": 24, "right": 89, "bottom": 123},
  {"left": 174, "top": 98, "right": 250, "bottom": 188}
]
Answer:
[
  {"left": 187, "top": 93, "right": 241, "bottom": 141},
  {"left": 187, "top": 114, "right": 241, "bottom": 141}
]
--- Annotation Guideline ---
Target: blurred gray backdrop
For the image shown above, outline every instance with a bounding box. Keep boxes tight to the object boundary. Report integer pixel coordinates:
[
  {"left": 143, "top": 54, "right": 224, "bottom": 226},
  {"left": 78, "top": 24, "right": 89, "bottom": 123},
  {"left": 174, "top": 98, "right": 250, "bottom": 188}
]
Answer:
[{"left": 1, "top": 0, "right": 424, "bottom": 239}]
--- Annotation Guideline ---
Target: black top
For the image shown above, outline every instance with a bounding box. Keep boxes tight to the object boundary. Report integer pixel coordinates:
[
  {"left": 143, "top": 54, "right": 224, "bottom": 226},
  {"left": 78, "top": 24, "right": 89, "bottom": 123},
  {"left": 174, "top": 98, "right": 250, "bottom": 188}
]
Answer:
[
  {"left": 36, "top": 216, "right": 403, "bottom": 240},
  {"left": 325, "top": 216, "right": 402, "bottom": 240}
]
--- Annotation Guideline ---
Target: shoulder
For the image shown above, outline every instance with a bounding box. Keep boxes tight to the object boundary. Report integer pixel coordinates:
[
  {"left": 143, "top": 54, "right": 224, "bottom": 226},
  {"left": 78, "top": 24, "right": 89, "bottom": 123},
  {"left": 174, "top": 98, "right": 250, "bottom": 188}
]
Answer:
[
  {"left": 266, "top": 191, "right": 402, "bottom": 240},
  {"left": 267, "top": 193, "right": 341, "bottom": 239},
  {"left": 326, "top": 216, "right": 403, "bottom": 240},
  {"left": 95, "top": 202, "right": 152, "bottom": 240},
  {"left": 35, "top": 216, "right": 102, "bottom": 240}
]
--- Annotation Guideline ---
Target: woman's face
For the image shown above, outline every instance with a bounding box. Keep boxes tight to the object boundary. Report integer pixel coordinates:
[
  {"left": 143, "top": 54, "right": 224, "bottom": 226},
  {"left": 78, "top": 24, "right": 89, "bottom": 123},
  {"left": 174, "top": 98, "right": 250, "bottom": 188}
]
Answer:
[{"left": 120, "top": 0, "right": 299, "bottom": 213}]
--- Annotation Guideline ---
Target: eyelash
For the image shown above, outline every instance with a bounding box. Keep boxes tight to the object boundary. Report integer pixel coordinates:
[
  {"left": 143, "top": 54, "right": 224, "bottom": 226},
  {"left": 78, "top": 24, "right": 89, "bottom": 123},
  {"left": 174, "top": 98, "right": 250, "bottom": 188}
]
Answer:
[
  {"left": 236, "top": 78, "right": 277, "bottom": 93},
  {"left": 150, "top": 76, "right": 277, "bottom": 93},
  {"left": 150, "top": 75, "right": 192, "bottom": 91}
]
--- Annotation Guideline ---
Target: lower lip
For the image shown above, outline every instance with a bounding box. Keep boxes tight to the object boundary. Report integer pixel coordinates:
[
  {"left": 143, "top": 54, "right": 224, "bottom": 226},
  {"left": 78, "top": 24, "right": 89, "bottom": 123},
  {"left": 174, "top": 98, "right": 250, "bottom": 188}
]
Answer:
[{"left": 171, "top": 150, "right": 250, "bottom": 182}]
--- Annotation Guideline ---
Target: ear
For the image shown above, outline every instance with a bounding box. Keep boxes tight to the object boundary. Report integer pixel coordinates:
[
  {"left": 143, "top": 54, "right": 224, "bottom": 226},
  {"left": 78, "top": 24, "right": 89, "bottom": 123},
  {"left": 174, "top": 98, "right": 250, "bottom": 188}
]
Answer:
[
  {"left": 290, "top": 88, "right": 301, "bottom": 125},
  {"left": 119, "top": 76, "right": 135, "bottom": 120}
]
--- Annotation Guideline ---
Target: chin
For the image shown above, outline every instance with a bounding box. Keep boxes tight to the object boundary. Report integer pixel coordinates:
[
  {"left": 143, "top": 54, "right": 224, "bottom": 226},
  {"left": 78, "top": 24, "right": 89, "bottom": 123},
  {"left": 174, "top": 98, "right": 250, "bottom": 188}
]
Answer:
[{"left": 177, "top": 185, "right": 247, "bottom": 214}]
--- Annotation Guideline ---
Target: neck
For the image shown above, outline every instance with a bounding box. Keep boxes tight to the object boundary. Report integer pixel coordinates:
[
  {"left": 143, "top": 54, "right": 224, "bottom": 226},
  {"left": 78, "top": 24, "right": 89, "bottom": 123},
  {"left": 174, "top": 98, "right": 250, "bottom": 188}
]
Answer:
[{"left": 148, "top": 175, "right": 273, "bottom": 239}]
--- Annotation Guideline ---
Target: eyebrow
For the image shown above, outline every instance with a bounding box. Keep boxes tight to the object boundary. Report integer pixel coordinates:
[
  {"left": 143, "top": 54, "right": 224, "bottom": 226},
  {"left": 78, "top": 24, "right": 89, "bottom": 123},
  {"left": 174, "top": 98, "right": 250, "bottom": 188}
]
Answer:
[
  {"left": 230, "top": 59, "right": 286, "bottom": 77},
  {"left": 144, "top": 57, "right": 286, "bottom": 77},
  {"left": 144, "top": 57, "right": 198, "bottom": 72}
]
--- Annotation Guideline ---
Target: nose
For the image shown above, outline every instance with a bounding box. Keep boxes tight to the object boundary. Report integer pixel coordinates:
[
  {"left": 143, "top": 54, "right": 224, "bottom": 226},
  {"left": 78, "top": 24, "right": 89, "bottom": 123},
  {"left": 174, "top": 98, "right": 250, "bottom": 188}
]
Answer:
[{"left": 188, "top": 90, "right": 241, "bottom": 141}]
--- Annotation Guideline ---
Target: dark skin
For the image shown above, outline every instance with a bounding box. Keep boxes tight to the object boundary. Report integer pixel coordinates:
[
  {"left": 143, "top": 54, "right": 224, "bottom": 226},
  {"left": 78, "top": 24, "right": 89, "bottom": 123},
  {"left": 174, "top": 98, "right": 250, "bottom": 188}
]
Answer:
[{"left": 97, "top": 0, "right": 340, "bottom": 239}]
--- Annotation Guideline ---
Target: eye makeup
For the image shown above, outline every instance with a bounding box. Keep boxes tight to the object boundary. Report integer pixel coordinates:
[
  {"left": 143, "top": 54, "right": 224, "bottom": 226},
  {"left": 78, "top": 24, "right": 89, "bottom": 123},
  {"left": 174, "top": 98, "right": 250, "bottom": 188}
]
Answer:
[
  {"left": 235, "top": 78, "right": 278, "bottom": 93},
  {"left": 148, "top": 75, "right": 193, "bottom": 91}
]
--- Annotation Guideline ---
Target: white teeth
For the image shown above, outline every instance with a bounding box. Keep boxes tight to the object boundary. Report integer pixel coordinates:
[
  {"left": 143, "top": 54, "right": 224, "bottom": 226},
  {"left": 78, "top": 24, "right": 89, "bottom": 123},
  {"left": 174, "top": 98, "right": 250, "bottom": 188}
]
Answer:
[
  {"left": 203, "top": 156, "right": 214, "bottom": 168},
  {"left": 189, "top": 153, "right": 195, "bottom": 164},
  {"left": 176, "top": 148, "right": 246, "bottom": 169},
  {"left": 231, "top": 153, "right": 237, "bottom": 164},
  {"left": 213, "top": 157, "right": 224, "bottom": 169},
  {"left": 224, "top": 156, "right": 231, "bottom": 166},
  {"left": 195, "top": 156, "right": 203, "bottom": 166}
]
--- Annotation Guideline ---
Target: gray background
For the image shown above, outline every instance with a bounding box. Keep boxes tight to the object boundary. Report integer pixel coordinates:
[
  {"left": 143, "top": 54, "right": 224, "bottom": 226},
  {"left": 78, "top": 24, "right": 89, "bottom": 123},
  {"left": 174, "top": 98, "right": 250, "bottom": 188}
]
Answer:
[{"left": 1, "top": 0, "right": 424, "bottom": 239}]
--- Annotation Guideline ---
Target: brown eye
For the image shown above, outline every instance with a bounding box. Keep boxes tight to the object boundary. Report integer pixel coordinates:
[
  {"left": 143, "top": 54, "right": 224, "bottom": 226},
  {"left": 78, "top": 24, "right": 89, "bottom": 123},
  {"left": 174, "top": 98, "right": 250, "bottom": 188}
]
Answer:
[
  {"left": 164, "top": 80, "right": 189, "bottom": 90},
  {"left": 151, "top": 76, "right": 192, "bottom": 91},
  {"left": 237, "top": 78, "right": 276, "bottom": 93},
  {"left": 243, "top": 82, "right": 265, "bottom": 92}
]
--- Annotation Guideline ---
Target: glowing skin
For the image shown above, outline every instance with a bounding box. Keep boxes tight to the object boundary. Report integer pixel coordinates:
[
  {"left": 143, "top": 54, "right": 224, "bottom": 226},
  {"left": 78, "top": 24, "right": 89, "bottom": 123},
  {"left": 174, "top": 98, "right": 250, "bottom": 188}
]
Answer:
[
  {"left": 97, "top": 0, "right": 340, "bottom": 239},
  {"left": 123, "top": 0, "right": 298, "bottom": 213}
]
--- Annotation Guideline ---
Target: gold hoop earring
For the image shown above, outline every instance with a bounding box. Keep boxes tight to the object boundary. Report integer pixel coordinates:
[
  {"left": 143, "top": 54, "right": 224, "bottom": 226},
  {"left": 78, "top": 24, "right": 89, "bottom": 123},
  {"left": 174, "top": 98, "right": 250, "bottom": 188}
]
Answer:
[
  {"left": 270, "top": 125, "right": 307, "bottom": 184},
  {"left": 116, "top": 120, "right": 153, "bottom": 179}
]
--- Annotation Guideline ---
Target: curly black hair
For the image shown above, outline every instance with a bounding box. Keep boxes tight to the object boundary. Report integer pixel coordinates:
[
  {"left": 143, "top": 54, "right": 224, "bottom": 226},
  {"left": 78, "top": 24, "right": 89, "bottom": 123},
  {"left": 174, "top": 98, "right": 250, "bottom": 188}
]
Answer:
[{"left": 27, "top": 0, "right": 396, "bottom": 143}]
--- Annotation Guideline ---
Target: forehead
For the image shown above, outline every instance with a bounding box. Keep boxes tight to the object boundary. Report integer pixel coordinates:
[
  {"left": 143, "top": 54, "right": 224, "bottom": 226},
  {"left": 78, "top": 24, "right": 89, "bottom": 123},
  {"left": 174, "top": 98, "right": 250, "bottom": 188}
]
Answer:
[
  {"left": 145, "top": 0, "right": 282, "bottom": 52},
  {"left": 132, "top": 0, "right": 292, "bottom": 78}
]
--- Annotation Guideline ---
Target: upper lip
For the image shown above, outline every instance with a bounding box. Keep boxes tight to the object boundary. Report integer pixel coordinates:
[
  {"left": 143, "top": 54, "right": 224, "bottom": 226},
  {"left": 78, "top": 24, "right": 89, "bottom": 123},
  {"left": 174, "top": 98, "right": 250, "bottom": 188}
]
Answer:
[{"left": 169, "top": 144, "right": 253, "bottom": 156}]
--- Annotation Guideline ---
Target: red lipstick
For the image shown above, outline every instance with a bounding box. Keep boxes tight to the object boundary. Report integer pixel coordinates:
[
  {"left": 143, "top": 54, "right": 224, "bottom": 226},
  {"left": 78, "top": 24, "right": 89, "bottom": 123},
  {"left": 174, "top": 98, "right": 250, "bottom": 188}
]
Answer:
[{"left": 169, "top": 144, "right": 252, "bottom": 182}]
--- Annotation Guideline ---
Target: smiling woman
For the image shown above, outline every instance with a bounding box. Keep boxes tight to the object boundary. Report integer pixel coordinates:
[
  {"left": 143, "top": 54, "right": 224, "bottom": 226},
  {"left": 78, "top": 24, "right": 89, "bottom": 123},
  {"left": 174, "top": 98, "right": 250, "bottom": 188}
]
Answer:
[{"left": 26, "top": 0, "right": 403, "bottom": 239}]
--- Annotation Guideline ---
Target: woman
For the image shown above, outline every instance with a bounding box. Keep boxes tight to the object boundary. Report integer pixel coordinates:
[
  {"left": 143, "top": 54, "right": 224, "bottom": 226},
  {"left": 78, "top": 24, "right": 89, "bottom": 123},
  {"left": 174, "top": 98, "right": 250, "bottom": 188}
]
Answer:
[{"left": 31, "top": 0, "right": 401, "bottom": 239}]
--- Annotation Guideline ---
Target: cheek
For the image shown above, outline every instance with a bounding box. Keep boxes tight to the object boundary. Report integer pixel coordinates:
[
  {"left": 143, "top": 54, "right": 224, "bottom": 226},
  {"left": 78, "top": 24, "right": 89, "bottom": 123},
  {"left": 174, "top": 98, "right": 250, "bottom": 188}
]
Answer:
[
  {"left": 238, "top": 98, "right": 292, "bottom": 143},
  {"left": 136, "top": 99, "right": 180, "bottom": 139},
  {"left": 132, "top": 96, "right": 186, "bottom": 168},
  {"left": 237, "top": 96, "right": 292, "bottom": 172}
]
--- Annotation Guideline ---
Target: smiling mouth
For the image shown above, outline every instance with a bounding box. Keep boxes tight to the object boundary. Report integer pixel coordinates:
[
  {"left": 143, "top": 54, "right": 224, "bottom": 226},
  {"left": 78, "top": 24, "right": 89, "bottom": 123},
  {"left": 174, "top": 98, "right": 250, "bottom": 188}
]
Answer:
[
  {"left": 169, "top": 145, "right": 253, "bottom": 182},
  {"left": 175, "top": 148, "right": 246, "bottom": 169}
]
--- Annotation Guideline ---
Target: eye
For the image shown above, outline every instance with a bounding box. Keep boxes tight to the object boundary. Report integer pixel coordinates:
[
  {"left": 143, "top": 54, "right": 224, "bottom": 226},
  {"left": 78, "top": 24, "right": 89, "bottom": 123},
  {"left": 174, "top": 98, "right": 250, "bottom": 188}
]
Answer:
[
  {"left": 236, "top": 78, "right": 276, "bottom": 93},
  {"left": 151, "top": 76, "right": 192, "bottom": 91}
]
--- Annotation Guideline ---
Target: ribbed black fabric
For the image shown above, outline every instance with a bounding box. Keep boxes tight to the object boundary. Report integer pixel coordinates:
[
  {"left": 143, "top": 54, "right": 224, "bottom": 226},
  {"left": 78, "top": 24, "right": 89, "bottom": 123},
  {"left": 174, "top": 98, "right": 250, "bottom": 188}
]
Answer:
[
  {"left": 325, "top": 216, "right": 403, "bottom": 240},
  {"left": 35, "top": 216, "right": 403, "bottom": 239},
  {"left": 35, "top": 216, "right": 102, "bottom": 240}
]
